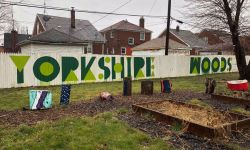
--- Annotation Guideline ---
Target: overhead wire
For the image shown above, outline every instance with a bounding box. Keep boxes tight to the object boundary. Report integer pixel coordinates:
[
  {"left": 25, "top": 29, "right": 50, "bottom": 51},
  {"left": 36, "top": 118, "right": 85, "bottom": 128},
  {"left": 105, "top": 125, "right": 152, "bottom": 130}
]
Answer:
[
  {"left": 0, "top": 1, "right": 167, "bottom": 19},
  {"left": 148, "top": 0, "right": 158, "bottom": 15},
  {"left": 1, "top": 1, "right": 206, "bottom": 32},
  {"left": 93, "top": 0, "right": 132, "bottom": 24}
]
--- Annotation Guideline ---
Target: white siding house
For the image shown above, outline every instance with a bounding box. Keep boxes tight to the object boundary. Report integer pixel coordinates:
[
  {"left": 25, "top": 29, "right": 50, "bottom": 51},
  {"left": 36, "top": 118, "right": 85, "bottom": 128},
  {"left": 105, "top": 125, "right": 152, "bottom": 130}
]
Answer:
[
  {"left": 19, "top": 10, "right": 105, "bottom": 54},
  {"left": 21, "top": 43, "right": 93, "bottom": 54},
  {"left": 132, "top": 37, "right": 190, "bottom": 56}
]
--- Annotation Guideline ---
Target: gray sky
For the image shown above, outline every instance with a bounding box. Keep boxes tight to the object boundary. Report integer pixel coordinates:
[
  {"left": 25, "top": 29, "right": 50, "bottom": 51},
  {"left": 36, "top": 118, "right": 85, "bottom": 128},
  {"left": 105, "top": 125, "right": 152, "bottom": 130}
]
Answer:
[{"left": 9, "top": 0, "right": 191, "bottom": 39}]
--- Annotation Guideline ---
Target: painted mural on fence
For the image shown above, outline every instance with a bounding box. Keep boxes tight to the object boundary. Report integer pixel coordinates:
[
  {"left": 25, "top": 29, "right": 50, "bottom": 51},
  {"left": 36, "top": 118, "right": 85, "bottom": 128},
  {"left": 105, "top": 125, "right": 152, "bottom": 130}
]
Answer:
[
  {"left": 190, "top": 57, "right": 233, "bottom": 75},
  {"left": 10, "top": 55, "right": 155, "bottom": 84}
]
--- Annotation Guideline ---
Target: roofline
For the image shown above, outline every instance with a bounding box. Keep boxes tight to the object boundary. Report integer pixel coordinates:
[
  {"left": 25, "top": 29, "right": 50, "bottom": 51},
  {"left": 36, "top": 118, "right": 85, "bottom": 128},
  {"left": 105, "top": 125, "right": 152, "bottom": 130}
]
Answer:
[
  {"left": 157, "top": 29, "right": 190, "bottom": 47},
  {"left": 169, "top": 31, "right": 190, "bottom": 47},
  {"left": 30, "top": 28, "right": 84, "bottom": 42},
  {"left": 19, "top": 39, "right": 105, "bottom": 46},
  {"left": 37, "top": 13, "right": 90, "bottom": 22},
  {"left": 158, "top": 28, "right": 166, "bottom": 38},
  {"left": 132, "top": 47, "right": 164, "bottom": 51},
  {"left": 100, "top": 28, "right": 152, "bottom": 33},
  {"left": 37, "top": 15, "right": 46, "bottom": 31},
  {"left": 132, "top": 48, "right": 191, "bottom": 51},
  {"left": 18, "top": 40, "right": 88, "bottom": 46}
]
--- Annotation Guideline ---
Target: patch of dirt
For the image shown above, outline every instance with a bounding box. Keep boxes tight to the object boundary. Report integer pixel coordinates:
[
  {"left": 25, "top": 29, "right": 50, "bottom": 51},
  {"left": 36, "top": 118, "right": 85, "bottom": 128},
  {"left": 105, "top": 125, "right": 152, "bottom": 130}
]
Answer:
[
  {"left": 0, "top": 90, "right": 249, "bottom": 149},
  {"left": 0, "top": 94, "right": 161, "bottom": 126},
  {"left": 140, "top": 101, "right": 235, "bottom": 128},
  {"left": 117, "top": 112, "right": 231, "bottom": 150}
]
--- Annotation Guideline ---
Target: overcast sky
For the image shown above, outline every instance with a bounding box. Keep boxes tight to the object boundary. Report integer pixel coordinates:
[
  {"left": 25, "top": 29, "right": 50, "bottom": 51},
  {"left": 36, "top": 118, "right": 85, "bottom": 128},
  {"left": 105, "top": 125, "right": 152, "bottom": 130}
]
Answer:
[{"left": 5, "top": 0, "right": 192, "bottom": 41}]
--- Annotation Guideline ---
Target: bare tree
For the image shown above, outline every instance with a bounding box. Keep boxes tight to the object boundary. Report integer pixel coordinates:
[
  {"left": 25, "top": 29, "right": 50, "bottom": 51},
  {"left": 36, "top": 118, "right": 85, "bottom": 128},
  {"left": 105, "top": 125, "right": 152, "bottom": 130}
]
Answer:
[
  {"left": 0, "top": 0, "right": 12, "bottom": 32},
  {"left": 186, "top": 0, "right": 250, "bottom": 80}
]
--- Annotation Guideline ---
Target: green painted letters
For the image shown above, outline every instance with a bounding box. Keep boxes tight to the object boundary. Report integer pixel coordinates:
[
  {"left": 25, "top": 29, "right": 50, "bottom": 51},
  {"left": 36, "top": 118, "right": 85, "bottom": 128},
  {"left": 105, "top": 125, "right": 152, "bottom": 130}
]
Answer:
[{"left": 33, "top": 56, "right": 60, "bottom": 82}]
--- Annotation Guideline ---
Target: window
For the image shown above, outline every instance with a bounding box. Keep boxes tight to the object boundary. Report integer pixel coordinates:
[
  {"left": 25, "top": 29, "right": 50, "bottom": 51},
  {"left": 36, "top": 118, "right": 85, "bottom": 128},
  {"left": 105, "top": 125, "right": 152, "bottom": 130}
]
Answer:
[
  {"left": 106, "top": 48, "right": 109, "bottom": 54},
  {"left": 140, "top": 32, "right": 145, "bottom": 41},
  {"left": 87, "top": 47, "right": 92, "bottom": 54},
  {"left": 128, "top": 37, "right": 134, "bottom": 45},
  {"left": 121, "top": 47, "right": 126, "bottom": 55},
  {"left": 110, "top": 31, "right": 114, "bottom": 38},
  {"left": 103, "top": 33, "right": 106, "bottom": 40},
  {"left": 84, "top": 46, "right": 88, "bottom": 54},
  {"left": 204, "top": 37, "right": 208, "bottom": 44}
]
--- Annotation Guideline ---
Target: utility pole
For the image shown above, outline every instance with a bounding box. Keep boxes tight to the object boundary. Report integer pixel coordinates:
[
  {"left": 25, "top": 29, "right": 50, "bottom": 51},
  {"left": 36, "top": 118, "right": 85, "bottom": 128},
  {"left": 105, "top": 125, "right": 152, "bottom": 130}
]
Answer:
[
  {"left": 43, "top": 0, "right": 46, "bottom": 14},
  {"left": 11, "top": 5, "right": 14, "bottom": 30},
  {"left": 165, "top": 0, "right": 171, "bottom": 55}
]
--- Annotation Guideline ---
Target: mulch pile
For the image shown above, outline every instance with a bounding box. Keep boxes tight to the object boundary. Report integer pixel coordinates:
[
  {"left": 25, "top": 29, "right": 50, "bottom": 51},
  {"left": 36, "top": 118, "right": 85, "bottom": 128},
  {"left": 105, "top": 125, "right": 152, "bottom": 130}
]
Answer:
[{"left": 0, "top": 90, "right": 249, "bottom": 149}]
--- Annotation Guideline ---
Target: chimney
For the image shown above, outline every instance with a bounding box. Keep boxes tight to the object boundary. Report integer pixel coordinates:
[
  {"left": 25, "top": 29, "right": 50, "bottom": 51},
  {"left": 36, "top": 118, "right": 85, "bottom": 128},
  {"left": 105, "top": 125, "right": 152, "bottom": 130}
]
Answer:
[
  {"left": 176, "top": 25, "right": 180, "bottom": 32},
  {"left": 11, "top": 30, "right": 18, "bottom": 53},
  {"left": 71, "top": 7, "right": 75, "bottom": 28},
  {"left": 139, "top": 16, "right": 144, "bottom": 28}
]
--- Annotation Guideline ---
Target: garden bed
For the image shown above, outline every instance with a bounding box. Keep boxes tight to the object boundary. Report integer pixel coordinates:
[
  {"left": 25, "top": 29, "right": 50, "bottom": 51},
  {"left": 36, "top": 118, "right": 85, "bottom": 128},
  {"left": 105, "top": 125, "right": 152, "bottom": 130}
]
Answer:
[
  {"left": 211, "top": 94, "right": 250, "bottom": 106},
  {"left": 132, "top": 100, "right": 250, "bottom": 138}
]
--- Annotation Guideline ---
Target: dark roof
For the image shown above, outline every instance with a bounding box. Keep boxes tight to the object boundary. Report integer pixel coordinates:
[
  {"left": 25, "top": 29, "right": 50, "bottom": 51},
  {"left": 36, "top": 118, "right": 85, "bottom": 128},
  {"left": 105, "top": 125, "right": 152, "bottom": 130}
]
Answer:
[
  {"left": 170, "top": 29, "right": 208, "bottom": 48},
  {"left": 100, "top": 20, "right": 151, "bottom": 33},
  {"left": 132, "top": 37, "right": 189, "bottom": 51},
  {"left": 20, "top": 28, "right": 85, "bottom": 45},
  {"left": 4, "top": 33, "right": 31, "bottom": 48},
  {"left": 36, "top": 14, "right": 105, "bottom": 43},
  {"left": 159, "top": 28, "right": 208, "bottom": 48},
  {"left": 201, "top": 29, "right": 230, "bottom": 37}
]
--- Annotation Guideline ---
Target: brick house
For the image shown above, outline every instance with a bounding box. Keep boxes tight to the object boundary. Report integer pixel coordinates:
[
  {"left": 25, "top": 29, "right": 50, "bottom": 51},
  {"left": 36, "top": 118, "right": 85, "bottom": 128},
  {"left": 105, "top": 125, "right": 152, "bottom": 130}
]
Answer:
[
  {"left": 197, "top": 29, "right": 234, "bottom": 55},
  {"left": 197, "top": 29, "right": 250, "bottom": 55},
  {"left": 100, "top": 17, "right": 152, "bottom": 55},
  {"left": 22, "top": 8, "right": 105, "bottom": 54},
  {"left": 3, "top": 30, "right": 31, "bottom": 53}
]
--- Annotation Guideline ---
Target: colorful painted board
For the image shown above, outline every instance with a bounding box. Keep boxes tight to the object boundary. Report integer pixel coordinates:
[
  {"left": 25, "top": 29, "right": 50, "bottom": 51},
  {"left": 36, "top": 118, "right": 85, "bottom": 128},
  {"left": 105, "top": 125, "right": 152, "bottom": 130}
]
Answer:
[
  {"left": 60, "top": 85, "right": 71, "bottom": 105},
  {"left": 161, "top": 80, "right": 172, "bottom": 93},
  {"left": 29, "top": 90, "right": 52, "bottom": 110}
]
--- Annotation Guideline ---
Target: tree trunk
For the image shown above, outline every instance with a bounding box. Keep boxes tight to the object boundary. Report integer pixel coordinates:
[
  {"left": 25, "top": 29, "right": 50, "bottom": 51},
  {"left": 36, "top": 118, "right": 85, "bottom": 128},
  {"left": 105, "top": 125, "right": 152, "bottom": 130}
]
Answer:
[
  {"left": 246, "top": 61, "right": 250, "bottom": 81},
  {"left": 231, "top": 33, "right": 247, "bottom": 80}
]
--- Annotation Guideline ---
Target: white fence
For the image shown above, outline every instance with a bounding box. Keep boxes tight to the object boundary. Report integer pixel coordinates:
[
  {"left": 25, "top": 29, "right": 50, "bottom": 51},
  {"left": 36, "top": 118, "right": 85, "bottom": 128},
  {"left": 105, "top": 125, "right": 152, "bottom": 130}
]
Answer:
[{"left": 0, "top": 53, "right": 249, "bottom": 89}]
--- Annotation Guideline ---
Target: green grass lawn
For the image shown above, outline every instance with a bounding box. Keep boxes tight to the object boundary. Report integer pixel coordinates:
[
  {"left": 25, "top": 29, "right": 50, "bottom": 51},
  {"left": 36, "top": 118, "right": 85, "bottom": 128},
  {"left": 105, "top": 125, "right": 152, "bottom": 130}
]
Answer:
[
  {"left": 0, "top": 73, "right": 246, "bottom": 150},
  {"left": 0, "top": 112, "right": 171, "bottom": 150},
  {"left": 0, "top": 73, "right": 240, "bottom": 110}
]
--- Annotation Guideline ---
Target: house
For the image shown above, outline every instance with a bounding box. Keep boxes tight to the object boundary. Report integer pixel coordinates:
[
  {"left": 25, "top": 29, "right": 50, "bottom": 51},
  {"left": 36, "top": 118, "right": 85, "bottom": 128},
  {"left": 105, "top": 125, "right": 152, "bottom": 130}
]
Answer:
[
  {"left": 198, "top": 29, "right": 234, "bottom": 55},
  {"left": 158, "top": 26, "right": 208, "bottom": 51},
  {"left": 100, "top": 17, "right": 152, "bottom": 55},
  {"left": 20, "top": 28, "right": 93, "bottom": 54},
  {"left": 4, "top": 30, "right": 31, "bottom": 53},
  {"left": 0, "top": 46, "right": 4, "bottom": 53},
  {"left": 20, "top": 8, "right": 105, "bottom": 54},
  {"left": 132, "top": 37, "right": 190, "bottom": 56}
]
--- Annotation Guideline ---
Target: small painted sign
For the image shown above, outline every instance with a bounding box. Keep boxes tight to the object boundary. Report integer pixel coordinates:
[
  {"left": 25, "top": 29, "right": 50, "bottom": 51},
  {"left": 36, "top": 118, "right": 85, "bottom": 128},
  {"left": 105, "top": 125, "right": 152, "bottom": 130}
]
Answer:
[
  {"left": 190, "top": 57, "right": 233, "bottom": 75},
  {"left": 29, "top": 90, "right": 52, "bottom": 110}
]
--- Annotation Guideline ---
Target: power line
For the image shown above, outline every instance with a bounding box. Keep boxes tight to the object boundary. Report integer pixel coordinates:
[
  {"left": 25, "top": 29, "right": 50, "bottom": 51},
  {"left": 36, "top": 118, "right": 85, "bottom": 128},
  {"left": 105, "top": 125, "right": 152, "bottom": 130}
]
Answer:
[
  {"left": 148, "top": 0, "right": 158, "bottom": 15},
  {"left": 93, "top": 0, "right": 132, "bottom": 24},
  {"left": 0, "top": 1, "right": 167, "bottom": 19},
  {"left": 69, "top": 0, "right": 133, "bottom": 33},
  {"left": 170, "top": 16, "right": 205, "bottom": 30},
  {"left": 4, "top": 1, "right": 204, "bottom": 31}
]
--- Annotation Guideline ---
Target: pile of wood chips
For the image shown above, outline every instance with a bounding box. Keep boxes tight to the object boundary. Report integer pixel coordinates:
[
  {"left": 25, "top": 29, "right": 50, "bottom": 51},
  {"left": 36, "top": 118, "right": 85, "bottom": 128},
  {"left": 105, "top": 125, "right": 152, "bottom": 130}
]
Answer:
[{"left": 144, "top": 101, "right": 234, "bottom": 128}]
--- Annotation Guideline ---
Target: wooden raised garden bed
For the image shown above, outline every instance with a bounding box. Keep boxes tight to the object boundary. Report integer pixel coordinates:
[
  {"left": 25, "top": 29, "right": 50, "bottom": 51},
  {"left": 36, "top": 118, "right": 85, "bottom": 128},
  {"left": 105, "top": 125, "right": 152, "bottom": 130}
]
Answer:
[
  {"left": 132, "top": 100, "right": 250, "bottom": 138},
  {"left": 211, "top": 94, "right": 250, "bottom": 106}
]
